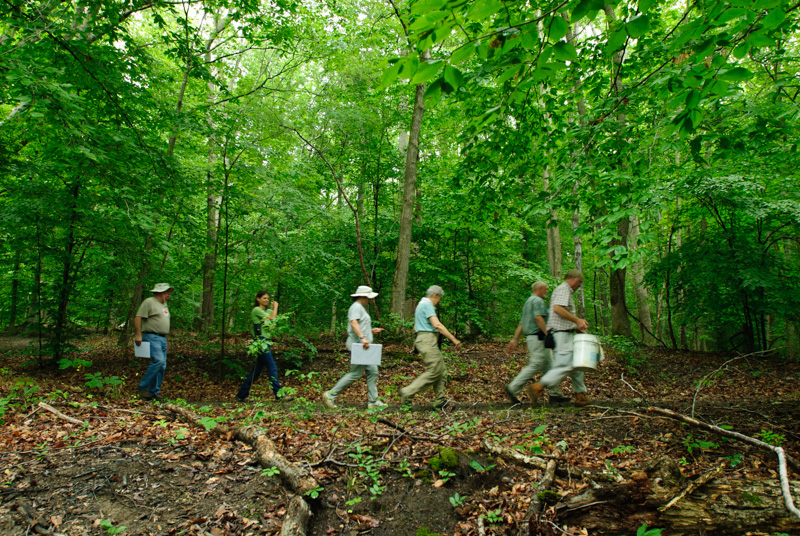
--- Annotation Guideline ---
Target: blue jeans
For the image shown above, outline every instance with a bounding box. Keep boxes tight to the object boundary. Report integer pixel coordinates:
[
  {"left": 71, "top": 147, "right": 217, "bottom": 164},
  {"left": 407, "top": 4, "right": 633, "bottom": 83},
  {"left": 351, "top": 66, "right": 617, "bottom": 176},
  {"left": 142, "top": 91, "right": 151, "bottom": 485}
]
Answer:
[
  {"left": 138, "top": 333, "right": 167, "bottom": 396},
  {"left": 237, "top": 340, "right": 281, "bottom": 399}
]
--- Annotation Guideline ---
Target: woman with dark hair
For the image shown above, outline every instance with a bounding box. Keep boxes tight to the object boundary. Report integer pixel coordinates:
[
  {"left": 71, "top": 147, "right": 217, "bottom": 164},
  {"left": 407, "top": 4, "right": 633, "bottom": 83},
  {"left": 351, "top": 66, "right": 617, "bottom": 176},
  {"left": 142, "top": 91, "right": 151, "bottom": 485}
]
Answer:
[{"left": 236, "top": 290, "right": 290, "bottom": 402}]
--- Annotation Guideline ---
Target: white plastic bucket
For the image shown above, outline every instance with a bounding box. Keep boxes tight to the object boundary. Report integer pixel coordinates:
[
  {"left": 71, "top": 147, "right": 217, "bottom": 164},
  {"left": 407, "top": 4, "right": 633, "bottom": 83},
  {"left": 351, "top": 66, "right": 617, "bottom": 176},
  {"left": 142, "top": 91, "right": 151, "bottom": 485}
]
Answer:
[{"left": 572, "top": 334, "right": 603, "bottom": 372}]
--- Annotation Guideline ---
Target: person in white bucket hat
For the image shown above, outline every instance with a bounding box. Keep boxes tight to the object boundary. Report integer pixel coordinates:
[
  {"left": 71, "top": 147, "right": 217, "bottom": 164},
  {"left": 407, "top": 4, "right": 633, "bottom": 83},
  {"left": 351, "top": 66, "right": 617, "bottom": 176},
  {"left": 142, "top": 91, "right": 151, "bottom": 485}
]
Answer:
[
  {"left": 135, "top": 283, "right": 174, "bottom": 401},
  {"left": 322, "top": 285, "right": 386, "bottom": 409}
]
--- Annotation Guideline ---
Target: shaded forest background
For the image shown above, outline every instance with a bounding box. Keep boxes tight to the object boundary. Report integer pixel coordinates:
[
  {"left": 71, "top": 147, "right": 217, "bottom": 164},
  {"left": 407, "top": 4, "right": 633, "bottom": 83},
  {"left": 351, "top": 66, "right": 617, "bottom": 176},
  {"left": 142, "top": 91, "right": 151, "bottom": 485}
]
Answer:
[{"left": 2, "top": 0, "right": 800, "bottom": 363}]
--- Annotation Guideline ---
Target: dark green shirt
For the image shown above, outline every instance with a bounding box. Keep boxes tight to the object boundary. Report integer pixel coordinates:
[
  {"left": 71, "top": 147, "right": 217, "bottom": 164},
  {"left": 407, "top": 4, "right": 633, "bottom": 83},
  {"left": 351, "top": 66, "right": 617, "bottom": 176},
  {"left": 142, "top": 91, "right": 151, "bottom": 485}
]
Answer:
[{"left": 520, "top": 294, "right": 548, "bottom": 335}]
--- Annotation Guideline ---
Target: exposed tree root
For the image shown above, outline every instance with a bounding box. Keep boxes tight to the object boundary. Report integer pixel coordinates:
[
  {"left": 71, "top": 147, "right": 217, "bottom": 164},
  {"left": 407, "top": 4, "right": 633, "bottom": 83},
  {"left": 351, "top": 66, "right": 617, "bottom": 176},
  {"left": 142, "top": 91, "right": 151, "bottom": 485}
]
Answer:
[
  {"left": 482, "top": 439, "right": 589, "bottom": 479},
  {"left": 527, "top": 442, "right": 566, "bottom": 536},
  {"left": 38, "top": 402, "right": 86, "bottom": 427},
  {"left": 165, "top": 403, "right": 317, "bottom": 536}
]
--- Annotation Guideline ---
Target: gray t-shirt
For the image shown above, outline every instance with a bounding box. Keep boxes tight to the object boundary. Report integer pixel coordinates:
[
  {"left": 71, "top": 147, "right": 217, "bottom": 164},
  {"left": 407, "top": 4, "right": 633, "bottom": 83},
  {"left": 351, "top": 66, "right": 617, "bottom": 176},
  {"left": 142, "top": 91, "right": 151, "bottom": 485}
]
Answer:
[
  {"left": 520, "top": 294, "right": 548, "bottom": 335},
  {"left": 136, "top": 296, "right": 170, "bottom": 335},
  {"left": 346, "top": 301, "right": 372, "bottom": 350}
]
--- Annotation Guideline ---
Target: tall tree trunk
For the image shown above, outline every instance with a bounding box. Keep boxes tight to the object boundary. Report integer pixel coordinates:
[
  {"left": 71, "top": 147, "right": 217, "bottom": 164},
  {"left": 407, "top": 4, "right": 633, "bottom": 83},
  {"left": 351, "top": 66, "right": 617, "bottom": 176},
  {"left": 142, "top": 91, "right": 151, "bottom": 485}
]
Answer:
[
  {"left": 610, "top": 218, "right": 633, "bottom": 337},
  {"left": 390, "top": 67, "right": 428, "bottom": 317},
  {"left": 52, "top": 180, "right": 81, "bottom": 361},
  {"left": 628, "top": 215, "right": 653, "bottom": 343},
  {"left": 9, "top": 249, "right": 21, "bottom": 328},
  {"left": 543, "top": 173, "right": 562, "bottom": 280}
]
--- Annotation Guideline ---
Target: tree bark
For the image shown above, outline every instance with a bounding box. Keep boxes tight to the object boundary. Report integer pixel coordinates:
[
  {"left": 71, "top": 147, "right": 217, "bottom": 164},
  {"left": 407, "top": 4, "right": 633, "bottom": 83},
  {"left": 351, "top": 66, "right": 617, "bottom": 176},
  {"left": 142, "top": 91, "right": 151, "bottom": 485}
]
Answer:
[
  {"left": 9, "top": 249, "right": 21, "bottom": 328},
  {"left": 390, "top": 68, "right": 428, "bottom": 317},
  {"left": 610, "top": 218, "right": 632, "bottom": 337},
  {"left": 628, "top": 215, "right": 653, "bottom": 343}
]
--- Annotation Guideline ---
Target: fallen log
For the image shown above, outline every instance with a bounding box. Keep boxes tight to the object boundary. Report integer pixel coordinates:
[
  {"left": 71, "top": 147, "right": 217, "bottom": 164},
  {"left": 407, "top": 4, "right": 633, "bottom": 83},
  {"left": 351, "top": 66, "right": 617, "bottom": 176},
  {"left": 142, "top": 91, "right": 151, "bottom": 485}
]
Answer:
[
  {"left": 528, "top": 441, "right": 567, "bottom": 536},
  {"left": 556, "top": 456, "right": 800, "bottom": 535},
  {"left": 482, "top": 439, "right": 590, "bottom": 480},
  {"left": 648, "top": 406, "right": 800, "bottom": 521},
  {"left": 165, "top": 403, "right": 316, "bottom": 536}
]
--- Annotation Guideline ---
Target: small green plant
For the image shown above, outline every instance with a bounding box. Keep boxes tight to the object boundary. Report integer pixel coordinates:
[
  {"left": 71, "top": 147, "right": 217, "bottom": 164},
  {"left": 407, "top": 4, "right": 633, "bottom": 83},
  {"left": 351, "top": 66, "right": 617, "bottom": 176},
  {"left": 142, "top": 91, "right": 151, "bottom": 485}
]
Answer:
[
  {"left": 261, "top": 466, "right": 280, "bottom": 477},
  {"left": 58, "top": 357, "right": 93, "bottom": 371},
  {"left": 514, "top": 425, "right": 550, "bottom": 455},
  {"left": 99, "top": 519, "right": 126, "bottom": 535},
  {"left": 759, "top": 429, "right": 784, "bottom": 446},
  {"left": 635, "top": 522, "right": 663, "bottom": 536},
  {"left": 349, "top": 445, "right": 387, "bottom": 497},
  {"left": 469, "top": 459, "right": 496, "bottom": 473},
  {"left": 723, "top": 453, "right": 743, "bottom": 467},
  {"left": 612, "top": 445, "right": 636, "bottom": 455},
  {"left": 395, "top": 459, "right": 414, "bottom": 479},
  {"left": 345, "top": 497, "right": 362, "bottom": 507},
  {"left": 197, "top": 415, "right": 227, "bottom": 431},
  {"left": 169, "top": 428, "right": 189, "bottom": 445},
  {"left": 481, "top": 509, "right": 503, "bottom": 523},
  {"left": 304, "top": 485, "right": 324, "bottom": 499},
  {"left": 684, "top": 434, "right": 719, "bottom": 454},
  {"left": 449, "top": 492, "right": 467, "bottom": 507},
  {"left": 438, "top": 469, "right": 456, "bottom": 483}
]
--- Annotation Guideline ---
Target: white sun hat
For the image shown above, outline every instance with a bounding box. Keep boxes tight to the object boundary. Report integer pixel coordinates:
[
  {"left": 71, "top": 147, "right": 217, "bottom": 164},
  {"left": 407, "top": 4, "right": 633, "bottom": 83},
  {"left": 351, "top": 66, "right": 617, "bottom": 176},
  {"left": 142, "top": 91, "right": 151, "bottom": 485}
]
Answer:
[{"left": 351, "top": 285, "right": 378, "bottom": 299}]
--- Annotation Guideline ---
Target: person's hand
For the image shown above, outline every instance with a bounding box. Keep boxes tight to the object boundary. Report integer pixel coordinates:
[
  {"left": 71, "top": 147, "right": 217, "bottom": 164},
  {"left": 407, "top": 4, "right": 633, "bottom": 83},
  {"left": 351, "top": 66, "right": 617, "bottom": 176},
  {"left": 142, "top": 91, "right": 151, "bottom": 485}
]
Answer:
[
  {"left": 452, "top": 338, "right": 462, "bottom": 349},
  {"left": 134, "top": 335, "right": 142, "bottom": 347},
  {"left": 372, "top": 328, "right": 384, "bottom": 334},
  {"left": 271, "top": 301, "right": 279, "bottom": 309},
  {"left": 506, "top": 340, "right": 518, "bottom": 354},
  {"left": 576, "top": 319, "right": 589, "bottom": 332},
  {"left": 362, "top": 339, "right": 370, "bottom": 349}
]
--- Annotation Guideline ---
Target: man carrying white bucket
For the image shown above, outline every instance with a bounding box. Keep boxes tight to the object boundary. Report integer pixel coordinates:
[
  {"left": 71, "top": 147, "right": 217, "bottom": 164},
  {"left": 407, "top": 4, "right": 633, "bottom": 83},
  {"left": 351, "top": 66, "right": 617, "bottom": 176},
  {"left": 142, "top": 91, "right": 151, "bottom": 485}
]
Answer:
[
  {"left": 504, "top": 281, "right": 570, "bottom": 405},
  {"left": 526, "top": 269, "right": 591, "bottom": 407}
]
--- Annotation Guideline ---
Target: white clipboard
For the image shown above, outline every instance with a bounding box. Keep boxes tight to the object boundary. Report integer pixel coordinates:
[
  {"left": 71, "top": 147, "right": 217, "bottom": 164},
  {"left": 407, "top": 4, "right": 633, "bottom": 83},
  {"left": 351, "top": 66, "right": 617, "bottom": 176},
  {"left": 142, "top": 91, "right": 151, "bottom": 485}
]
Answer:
[
  {"left": 351, "top": 343, "right": 382, "bottom": 365},
  {"left": 134, "top": 341, "right": 151, "bottom": 358}
]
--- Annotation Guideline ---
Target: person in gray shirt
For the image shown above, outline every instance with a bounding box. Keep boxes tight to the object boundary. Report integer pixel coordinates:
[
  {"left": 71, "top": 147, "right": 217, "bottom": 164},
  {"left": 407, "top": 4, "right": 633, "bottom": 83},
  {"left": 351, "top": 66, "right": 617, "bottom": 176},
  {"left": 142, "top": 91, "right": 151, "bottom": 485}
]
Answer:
[
  {"left": 505, "top": 281, "right": 569, "bottom": 404},
  {"left": 322, "top": 286, "right": 386, "bottom": 409}
]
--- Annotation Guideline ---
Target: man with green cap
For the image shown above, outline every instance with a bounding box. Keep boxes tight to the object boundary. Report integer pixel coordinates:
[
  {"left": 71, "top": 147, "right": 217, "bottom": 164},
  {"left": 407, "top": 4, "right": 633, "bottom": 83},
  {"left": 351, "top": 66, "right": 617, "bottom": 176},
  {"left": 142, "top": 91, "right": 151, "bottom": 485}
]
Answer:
[{"left": 135, "top": 283, "right": 173, "bottom": 401}]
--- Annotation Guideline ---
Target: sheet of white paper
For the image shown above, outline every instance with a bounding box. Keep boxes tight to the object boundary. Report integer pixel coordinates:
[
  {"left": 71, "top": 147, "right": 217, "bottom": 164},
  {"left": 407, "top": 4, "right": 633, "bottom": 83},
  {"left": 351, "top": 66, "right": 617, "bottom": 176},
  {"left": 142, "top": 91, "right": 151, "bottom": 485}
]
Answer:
[
  {"left": 134, "top": 341, "right": 151, "bottom": 358},
  {"left": 351, "top": 343, "right": 382, "bottom": 366}
]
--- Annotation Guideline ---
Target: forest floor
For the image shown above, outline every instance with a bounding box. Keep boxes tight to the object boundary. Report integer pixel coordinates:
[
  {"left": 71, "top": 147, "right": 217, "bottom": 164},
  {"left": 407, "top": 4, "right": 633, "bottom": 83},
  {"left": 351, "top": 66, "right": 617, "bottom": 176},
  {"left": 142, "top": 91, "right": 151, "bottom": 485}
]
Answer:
[{"left": 0, "top": 333, "right": 799, "bottom": 536}]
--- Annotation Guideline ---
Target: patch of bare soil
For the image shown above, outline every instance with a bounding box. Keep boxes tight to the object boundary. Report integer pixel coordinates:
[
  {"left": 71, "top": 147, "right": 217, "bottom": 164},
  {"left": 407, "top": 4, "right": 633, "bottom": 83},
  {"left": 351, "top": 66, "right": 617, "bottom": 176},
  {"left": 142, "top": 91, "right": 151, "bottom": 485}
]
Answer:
[{"left": 1, "top": 334, "right": 799, "bottom": 535}]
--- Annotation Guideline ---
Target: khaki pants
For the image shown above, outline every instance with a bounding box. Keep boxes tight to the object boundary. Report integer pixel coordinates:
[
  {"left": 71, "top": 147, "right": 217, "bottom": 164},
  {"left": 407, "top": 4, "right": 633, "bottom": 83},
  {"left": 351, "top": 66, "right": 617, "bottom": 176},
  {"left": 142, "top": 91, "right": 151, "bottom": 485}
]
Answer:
[
  {"left": 507, "top": 335, "right": 565, "bottom": 397},
  {"left": 400, "top": 332, "right": 446, "bottom": 404}
]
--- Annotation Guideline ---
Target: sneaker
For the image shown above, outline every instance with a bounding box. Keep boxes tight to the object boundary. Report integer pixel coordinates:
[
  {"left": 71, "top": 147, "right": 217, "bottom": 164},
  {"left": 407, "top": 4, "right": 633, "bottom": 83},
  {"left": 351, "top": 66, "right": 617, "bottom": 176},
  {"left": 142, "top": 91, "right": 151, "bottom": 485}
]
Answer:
[
  {"left": 505, "top": 385, "right": 521, "bottom": 404},
  {"left": 433, "top": 398, "right": 451, "bottom": 410},
  {"left": 322, "top": 391, "right": 337, "bottom": 409},
  {"left": 575, "top": 393, "right": 590, "bottom": 407},
  {"left": 368, "top": 400, "right": 388, "bottom": 409},
  {"left": 548, "top": 395, "right": 571, "bottom": 404},
  {"left": 524, "top": 382, "right": 545, "bottom": 402},
  {"left": 399, "top": 389, "right": 410, "bottom": 406}
]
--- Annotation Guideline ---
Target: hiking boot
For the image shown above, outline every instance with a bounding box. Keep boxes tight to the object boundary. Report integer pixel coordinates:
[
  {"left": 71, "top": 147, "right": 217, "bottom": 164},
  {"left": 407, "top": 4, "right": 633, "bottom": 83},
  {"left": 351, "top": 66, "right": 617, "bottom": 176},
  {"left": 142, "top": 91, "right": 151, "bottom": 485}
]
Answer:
[
  {"left": 368, "top": 400, "right": 388, "bottom": 409},
  {"left": 235, "top": 395, "right": 248, "bottom": 403},
  {"left": 138, "top": 390, "right": 154, "bottom": 401},
  {"left": 433, "top": 398, "right": 451, "bottom": 410},
  {"left": 322, "top": 391, "right": 337, "bottom": 409},
  {"left": 525, "top": 382, "right": 545, "bottom": 402},
  {"left": 548, "top": 395, "right": 572, "bottom": 404},
  {"left": 505, "top": 385, "right": 521, "bottom": 404},
  {"left": 575, "top": 393, "right": 590, "bottom": 407},
  {"left": 152, "top": 394, "right": 166, "bottom": 402}
]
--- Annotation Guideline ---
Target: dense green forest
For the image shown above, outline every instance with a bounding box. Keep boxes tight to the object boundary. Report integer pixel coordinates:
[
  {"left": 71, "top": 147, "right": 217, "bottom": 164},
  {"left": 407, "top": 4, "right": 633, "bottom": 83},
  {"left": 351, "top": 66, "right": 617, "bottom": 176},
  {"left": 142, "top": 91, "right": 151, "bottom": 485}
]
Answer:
[{"left": 2, "top": 0, "right": 799, "bottom": 360}]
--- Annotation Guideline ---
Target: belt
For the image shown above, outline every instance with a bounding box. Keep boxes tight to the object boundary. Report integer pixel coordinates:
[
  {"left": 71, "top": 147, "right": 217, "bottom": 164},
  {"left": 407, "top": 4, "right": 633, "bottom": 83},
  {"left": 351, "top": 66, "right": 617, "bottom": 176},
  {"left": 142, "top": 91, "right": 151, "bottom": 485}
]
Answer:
[{"left": 552, "top": 329, "right": 575, "bottom": 333}]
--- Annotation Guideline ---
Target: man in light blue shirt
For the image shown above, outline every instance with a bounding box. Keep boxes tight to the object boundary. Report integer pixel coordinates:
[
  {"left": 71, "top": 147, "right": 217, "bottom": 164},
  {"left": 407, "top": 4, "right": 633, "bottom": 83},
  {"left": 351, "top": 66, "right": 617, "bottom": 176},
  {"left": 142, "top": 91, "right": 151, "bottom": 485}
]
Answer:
[{"left": 400, "top": 285, "right": 461, "bottom": 409}]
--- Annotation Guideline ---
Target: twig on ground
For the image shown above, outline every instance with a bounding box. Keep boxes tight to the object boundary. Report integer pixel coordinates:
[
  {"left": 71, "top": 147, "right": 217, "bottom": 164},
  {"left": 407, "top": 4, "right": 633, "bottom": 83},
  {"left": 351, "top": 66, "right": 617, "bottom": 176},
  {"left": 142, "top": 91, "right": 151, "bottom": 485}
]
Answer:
[
  {"left": 620, "top": 372, "right": 648, "bottom": 401},
  {"left": 659, "top": 461, "right": 726, "bottom": 511},
  {"left": 38, "top": 402, "right": 87, "bottom": 426}
]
